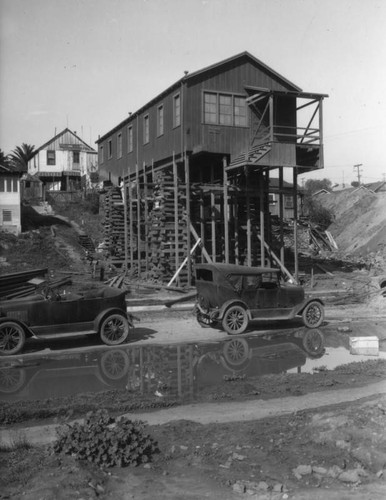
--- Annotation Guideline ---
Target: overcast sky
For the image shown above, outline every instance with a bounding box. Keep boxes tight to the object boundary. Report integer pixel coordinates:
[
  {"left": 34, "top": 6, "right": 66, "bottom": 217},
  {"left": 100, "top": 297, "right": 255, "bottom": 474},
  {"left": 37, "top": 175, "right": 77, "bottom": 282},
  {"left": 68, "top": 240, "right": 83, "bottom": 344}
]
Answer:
[{"left": 1, "top": 0, "right": 386, "bottom": 185}]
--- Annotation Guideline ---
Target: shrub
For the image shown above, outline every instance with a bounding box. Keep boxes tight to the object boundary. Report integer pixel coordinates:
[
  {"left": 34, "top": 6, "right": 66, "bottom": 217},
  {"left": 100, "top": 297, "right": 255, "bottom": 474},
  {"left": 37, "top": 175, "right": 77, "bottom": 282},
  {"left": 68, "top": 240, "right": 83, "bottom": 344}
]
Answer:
[{"left": 53, "top": 409, "right": 159, "bottom": 467}]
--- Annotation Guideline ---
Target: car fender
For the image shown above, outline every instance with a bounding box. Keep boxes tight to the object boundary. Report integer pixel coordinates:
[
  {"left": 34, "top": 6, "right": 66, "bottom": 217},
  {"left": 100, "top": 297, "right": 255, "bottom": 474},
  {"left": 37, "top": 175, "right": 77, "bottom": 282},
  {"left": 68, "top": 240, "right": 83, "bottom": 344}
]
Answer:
[
  {"left": 0, "top": 317, "right": 36, "bottom": 339},
  {"left": 293, "top": 298, "right": 324, "bottom": 316},
  {"left": 93, "top": 308, "right": 134, "bottom": 332},
  {"left": 218, "top": 299, "right": 252, "bottom": 320}
]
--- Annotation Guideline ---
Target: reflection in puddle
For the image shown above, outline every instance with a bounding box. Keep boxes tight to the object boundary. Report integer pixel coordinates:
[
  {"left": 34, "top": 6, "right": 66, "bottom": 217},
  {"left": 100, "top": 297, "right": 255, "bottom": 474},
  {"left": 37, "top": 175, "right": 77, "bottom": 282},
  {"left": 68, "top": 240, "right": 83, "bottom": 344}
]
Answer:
[{"left": 0, "top": 328, "right": 384, "bottom": 403}]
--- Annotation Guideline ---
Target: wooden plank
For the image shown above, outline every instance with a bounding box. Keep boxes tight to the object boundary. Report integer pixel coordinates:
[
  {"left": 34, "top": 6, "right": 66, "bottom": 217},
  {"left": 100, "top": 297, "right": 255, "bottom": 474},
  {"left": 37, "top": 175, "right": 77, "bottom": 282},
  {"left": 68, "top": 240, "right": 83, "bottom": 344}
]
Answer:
[
  {"left": 173, "top": 154, "right": 179, "bottom": 282},
  {"left": 185, "top": 153, "right": 191, "bottom": 286},
  {"left": 259, "top": 171, "right": 265, "bottom": 266},
  {"left": 210, "top": 165, "right": 216, "bottom": 260},
  {"left": 223, "top": 157, "right": 229, "bottom": 263}
]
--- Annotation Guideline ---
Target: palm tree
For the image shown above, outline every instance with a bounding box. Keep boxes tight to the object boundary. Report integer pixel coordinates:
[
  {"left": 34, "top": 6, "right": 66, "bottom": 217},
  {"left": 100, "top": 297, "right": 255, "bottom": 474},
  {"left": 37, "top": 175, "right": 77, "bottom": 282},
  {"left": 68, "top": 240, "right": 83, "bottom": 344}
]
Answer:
[
  {"left": 0, "top": 148, "right": 10, "bottom": 167},
  {"left": 9, "top": 143, "right": 35, "bottom": 172}
]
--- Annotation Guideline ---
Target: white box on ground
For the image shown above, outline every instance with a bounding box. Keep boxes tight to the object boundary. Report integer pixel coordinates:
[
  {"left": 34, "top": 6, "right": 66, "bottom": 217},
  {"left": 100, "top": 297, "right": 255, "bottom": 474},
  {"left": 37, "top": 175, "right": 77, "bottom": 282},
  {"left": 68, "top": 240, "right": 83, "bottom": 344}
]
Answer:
[{"left": 349, "top": 336, "right": 379, "bottom": 356}]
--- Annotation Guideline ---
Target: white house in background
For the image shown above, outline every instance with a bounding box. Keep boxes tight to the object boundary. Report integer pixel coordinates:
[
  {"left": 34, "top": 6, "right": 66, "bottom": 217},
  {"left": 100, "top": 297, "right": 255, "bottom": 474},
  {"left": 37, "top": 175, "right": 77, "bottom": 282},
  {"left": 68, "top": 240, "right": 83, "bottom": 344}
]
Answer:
[
  {"left": 0, "top": 164, "right": 22, "bottom": 234},
  {"left": 269, "top": 178, "right": 303, "bottom": 219},
  {"left": 28, "top": 128, "right": 98, "bottom": 191}
]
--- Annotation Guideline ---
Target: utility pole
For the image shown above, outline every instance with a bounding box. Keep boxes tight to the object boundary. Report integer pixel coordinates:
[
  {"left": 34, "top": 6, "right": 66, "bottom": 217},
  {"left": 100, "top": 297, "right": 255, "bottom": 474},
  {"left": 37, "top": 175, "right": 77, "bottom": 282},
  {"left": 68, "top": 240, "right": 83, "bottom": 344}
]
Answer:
[{"left": 353, "top": 164, "right": 363, "bottom": 185}]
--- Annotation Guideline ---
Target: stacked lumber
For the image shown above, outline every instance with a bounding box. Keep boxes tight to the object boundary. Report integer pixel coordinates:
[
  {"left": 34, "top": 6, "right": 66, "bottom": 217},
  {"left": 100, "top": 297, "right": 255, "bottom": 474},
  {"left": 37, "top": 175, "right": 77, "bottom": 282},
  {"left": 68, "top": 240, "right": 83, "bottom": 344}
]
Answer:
[
  {"left": 147, "top": 170, "right": 188, "bottom": 285},
  {"left": 103, "top": 187, "right": 127, "bottom": 264}
]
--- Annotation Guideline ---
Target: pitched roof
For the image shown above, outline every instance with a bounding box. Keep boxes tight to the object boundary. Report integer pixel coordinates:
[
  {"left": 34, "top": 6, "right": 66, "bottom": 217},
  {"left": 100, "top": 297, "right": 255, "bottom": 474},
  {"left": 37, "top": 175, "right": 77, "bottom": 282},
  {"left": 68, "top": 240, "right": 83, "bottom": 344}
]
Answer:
[
  {"left": 97, "top": 51, "right": 302, "bottom": 143},
  {"left": 33, "top": 128, "right": 96, "bottom": 154}
]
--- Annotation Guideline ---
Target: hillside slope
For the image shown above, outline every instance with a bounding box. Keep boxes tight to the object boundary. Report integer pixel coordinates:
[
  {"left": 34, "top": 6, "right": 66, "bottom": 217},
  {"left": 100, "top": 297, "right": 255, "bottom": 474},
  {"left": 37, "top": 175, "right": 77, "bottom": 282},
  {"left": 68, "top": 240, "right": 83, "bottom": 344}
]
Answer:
[{"left": 316, "top": 189, "right": 386, "bottom": 261}]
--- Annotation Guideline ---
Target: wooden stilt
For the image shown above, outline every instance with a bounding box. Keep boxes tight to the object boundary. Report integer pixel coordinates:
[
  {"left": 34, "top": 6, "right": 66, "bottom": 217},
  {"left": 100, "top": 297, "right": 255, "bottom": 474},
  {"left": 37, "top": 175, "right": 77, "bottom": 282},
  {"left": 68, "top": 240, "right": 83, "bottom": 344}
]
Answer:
[
  {"left": 259, "top": 170, "right": 265, "bottom": 267},
  {"left": 123, "top": 172, "right": 128, "bottom": 272},
  {"left": 210, "top": 165, "right": 216, "bottom": 261},
  {"left": 246, "top": 169, "right": 251, "bottom": 266},
  {"left": 173, "top": 153, "right": 179, "bottom": 282},
  {"left": 184, "top": 153, "right": 191, "bottom": 286},
  {"left": 129, "top": 173, "right": 134, "bottom": 268},
  {"left": 293, "top": 168, "right": 299, "bottom": 282},
  {"left": 199, "top": 170, "right": 205, "bottom": 263},
  {"left": 136, "top": 162, "right": 141, "bottom": 275},
  {"left": 223, "top": 157, "right": 229, "bottom": 263},
  {"left": 279, "top": 167, "right": 284, "bottom": 265},
  {"left": 143, "top": 163, "right": 149, "bottom": 276}
]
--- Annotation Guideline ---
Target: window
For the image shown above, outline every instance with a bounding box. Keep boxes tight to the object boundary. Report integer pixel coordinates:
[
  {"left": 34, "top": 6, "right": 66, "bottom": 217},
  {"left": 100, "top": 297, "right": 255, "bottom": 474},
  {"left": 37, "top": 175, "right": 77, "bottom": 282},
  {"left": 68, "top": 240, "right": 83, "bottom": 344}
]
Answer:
[
  {"left": 219, "top": 94, "right": 232, "bottom": 125},
  {"left": 6, "top": 178, "right": 12, "bottom": 192},
  {"left": 108, "top": 140, "right": 112, "bottom": 159},
  {"left": 143, "top": 114, "right": 149, "bottom": 144},
  {"left": 127, "top": 126, "right": 133, "bottom": 153},
  {"left": 0, "top": 178, "right": 4, "bottom": 191},
  {"left": 173, "top": 93, "right": 181, "bottom": 127},
  {"left": 2, "top": 210, "right": 12, "bottom": 223},
  {"left": 157, "top": 105, "right": 164, "bottom": 136},
  {"left": 117, "top": 132, "right": 122, "bottom": 158},
  {"left": 203, "top": 92, "right": 247, "bottom": 127},
  {"left": 100, "top": 145, "right": 104, "bottom": 164},
  {"left": 73, "top": 151, "right": 80, "bottom": 163},
  {"left": 47, "top": 150, "right": 56, "bottom": 165}
]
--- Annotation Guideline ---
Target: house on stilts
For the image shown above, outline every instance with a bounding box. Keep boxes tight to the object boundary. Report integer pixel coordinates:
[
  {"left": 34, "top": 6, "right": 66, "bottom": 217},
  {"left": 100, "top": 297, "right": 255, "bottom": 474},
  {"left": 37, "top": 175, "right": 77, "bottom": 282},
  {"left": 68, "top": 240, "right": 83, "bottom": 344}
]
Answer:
[{"left": 96, "top": 51, "right": 327, "bottom": 286}]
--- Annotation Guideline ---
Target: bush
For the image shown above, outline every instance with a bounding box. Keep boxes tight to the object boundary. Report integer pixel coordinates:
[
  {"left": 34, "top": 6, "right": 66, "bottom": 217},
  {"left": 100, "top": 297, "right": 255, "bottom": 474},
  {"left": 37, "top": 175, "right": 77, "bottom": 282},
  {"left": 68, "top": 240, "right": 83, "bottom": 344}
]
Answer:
[
  {"left": 53, "top": 409, "right": 159, "bottom": 467},
  {"left": 304, "top": 197, "right": 334, "bottom": 229}
]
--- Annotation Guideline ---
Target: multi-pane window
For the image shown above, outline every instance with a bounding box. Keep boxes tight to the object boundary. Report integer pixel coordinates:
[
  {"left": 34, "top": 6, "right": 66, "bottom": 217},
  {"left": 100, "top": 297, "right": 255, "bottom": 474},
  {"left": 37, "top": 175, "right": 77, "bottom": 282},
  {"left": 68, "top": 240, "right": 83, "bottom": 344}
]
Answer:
[
  {"left": 73, "top": 151, "right": 80, "bottom": 163},
  {"left": 117, "top": 132, "right": 122, "bottom": 158},
  {"left": 47, "top": 150, "right": 56, "bottom": 165},
  {"left": 143, "top": 115, "right": 149, "bottom": 144},
  {"left": 204, "top": 92, "right": 247, "bottom": 127},
  {"left": 173, "top": 94, "right": 181, "bottom": 127},
  {"left": 204, "top": 93, "right": 217, "bottom": 124},
  {"left": 100, "top": 146, "right": 104, "bottom": 164},
  {"left": 127, "top": 126, "right": 133, "bottom": 153},
  {"left": 157, "top": 105, "right": 164, "bottom": 136},
  {"left": 108, "top": 140, "right": 112, "bottom": 159}
]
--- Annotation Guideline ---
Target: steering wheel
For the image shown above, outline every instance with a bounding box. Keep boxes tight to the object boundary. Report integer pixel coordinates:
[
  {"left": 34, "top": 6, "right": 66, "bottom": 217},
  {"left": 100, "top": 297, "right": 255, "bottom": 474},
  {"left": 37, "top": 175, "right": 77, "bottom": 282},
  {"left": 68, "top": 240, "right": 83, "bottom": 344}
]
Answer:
[{"left": 41, "top": 286, "right": 61, "bottom": 301}]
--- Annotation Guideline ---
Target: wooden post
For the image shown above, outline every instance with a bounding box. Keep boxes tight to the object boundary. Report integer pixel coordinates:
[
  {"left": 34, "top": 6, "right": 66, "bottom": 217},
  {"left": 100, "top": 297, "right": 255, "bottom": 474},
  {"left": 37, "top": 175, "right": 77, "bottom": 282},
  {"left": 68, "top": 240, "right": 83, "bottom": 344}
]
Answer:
[
  {"left": 223, "top": 157, "right": 229, "bottom": 263},
  {"left": 259, "top": 170, "right": 265, "bottom": 267},
  {"left": 319, "top": 99, "right": 324, "bottom": 168},
  {"left": 246, "top": 169, "right": 252, "bottom": 266},
  {"left": 129, "top": 173, "right": 134, "bottom": 268},
  {"left": 122, "top": 171, "right": 128, "bottom": 272},
  {"left": 173, "top": 153, "right": 179, "bottom": 282},
  {"left": 269, "top": 94, "right": 274, "bottom": 142},
  {"left": 210, "top": 165, "right": 216, "bottom": 261},
  {"left": 199, "top": 170, "right": 205, "bottom": 263},
  {"left": 143, "top": 162, "right": 149, "bottom": 276},
  {"left": 293, "top": 168, "right": 299, "bottom": 282},
  {"left": 185, "top": 153, "right": 191, "bottom": 286},
  {"left": 234, "top": 189, "right": 239, "bottom": 264},
  {"left": 136, "top": 162, "right": 141, "bottom": 275},
  {"left": 279, "top": 167, "right": 284, "bottom": 265}
]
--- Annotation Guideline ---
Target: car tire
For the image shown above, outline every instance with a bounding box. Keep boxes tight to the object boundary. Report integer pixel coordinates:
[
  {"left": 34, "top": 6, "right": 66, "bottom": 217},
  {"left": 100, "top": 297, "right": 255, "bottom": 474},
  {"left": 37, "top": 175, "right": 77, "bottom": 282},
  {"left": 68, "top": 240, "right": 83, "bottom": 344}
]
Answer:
[
  {"left": 0, "top": 322, "right": 26, "bottom": 356},
  {"left": 223, "top": 338, "right": 249, "bottom": 367},
  {"left": 302, "top": 329, "right": 325, "bottom": 356},
  {"left": 99, "top": 349, "right": 130, "bottom": 383},
  {"left": 100, "top": 314, "right": 130, "bottom": 346},
  {"left": 222, "top": 305, "right": 248, "bottom": 335},
  {"left": 302, "top": 301, "right": 324, "bottom": 329}
]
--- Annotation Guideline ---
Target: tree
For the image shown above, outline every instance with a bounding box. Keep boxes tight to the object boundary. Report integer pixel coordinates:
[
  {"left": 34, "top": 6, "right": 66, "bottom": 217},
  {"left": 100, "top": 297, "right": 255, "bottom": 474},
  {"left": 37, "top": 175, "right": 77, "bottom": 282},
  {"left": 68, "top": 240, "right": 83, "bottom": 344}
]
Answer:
[
  {"left": 304, "top": 178, "right": 332, "bottom": 195},
  {"left": 351, "top": 181, "right": 360, "bottom": 188},
  {"left": 0, "top": 148, "right": 10, "bottom": 167},
  {"left": 9, "top": 143, "right": 35, "bottom": 172}
]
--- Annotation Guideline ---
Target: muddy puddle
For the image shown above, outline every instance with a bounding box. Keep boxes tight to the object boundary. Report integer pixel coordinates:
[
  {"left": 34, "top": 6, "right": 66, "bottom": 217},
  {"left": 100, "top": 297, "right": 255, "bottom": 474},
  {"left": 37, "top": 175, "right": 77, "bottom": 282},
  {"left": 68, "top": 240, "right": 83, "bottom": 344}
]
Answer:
[{"left": 1, "top": 326, "right": 385, "bottom": 403}]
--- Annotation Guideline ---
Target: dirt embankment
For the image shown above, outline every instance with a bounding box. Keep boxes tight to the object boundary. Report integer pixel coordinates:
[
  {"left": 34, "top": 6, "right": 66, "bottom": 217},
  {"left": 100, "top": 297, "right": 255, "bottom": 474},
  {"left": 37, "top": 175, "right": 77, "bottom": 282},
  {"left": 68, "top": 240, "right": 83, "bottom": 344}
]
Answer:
[{"left": 315, "top": 189, "right": 386, "bottom": 265}]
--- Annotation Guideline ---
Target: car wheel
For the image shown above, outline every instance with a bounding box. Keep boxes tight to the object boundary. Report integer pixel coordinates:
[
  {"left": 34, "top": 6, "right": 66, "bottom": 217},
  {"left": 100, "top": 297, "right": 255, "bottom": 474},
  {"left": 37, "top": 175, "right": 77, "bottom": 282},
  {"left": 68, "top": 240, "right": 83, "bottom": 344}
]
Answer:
[
  {"left": 0, "top": 322, "right": 26, "bottom": 356},
  {"left": 222, "top": 305, "right": 248, "bottom": 335},
  {"left": 99, "top": 349, "right": 130, "bottom": 382},
  {"left": 0, "top": 365, "right": 27, "bottom": 393},
  {"left": 100, "top": 314, "right": 130, "bottom": 345},
  {"left": 223, "top": 338, "right": 249, "bottom": 367},
  {"left": 302, "top": 329, "right": 325, "bottom": 356},
  {"left": 302, "top": 301, "right": 324, "bottom": 329}
]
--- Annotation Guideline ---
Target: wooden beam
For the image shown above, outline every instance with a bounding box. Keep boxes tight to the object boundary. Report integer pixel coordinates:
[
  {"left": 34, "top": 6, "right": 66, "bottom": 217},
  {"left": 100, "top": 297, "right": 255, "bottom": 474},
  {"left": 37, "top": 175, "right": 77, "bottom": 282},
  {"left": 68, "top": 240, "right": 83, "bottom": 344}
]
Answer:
[
  {"left": 173, "top": 153, "right": 179, "bottom": 283},
  {"left": 136, "top": 162, "right": 141, "bottom": 274},
  {"left": 293, "top": 168, "right": 299, "bottom": 282},
  {"left": 259, "top": 171, "right": 265, "bottom": 266},
  {"left": 190, "top": 223, "right": 212, "bottom": 263},
  {"left": 143, "top": 163, "right": 149, "bottom": 275},
  {"left": 279, "top": 167, "right": 284, "bottom": 265},
  {"left": 246, "top": 169, "right": 252, "bottom": 266},
  {"left": 167, "top": 238, "right": 201, "bottom": 287},
  {"left": 129, "top": 173, "right": 134, "bottom": 267},
  {"left": 210, "top": 165, "right": 216, "bottom": 261},
  {"left": 223, "top": 157, "right": 229, "bottom": 263},
  {"left": 185, "top": 153, "right": 191, "bottom": 286},
  {"left": 199, "top": 169, "right": 205, "bottom": 263},
  {"left": 256, "top": 234, "right": 296, "bottom": 283}
]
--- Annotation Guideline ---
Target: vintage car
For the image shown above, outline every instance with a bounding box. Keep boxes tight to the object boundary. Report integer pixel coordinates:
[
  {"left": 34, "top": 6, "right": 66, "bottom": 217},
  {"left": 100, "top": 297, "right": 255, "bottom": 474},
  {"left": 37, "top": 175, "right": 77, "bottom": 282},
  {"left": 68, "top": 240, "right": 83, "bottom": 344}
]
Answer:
[
  {"left": 194, "top": 263, "right": 324, "bottom": 334},
  {"left": 0, "top": 286, "right": 135, "bottom": 356}
]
